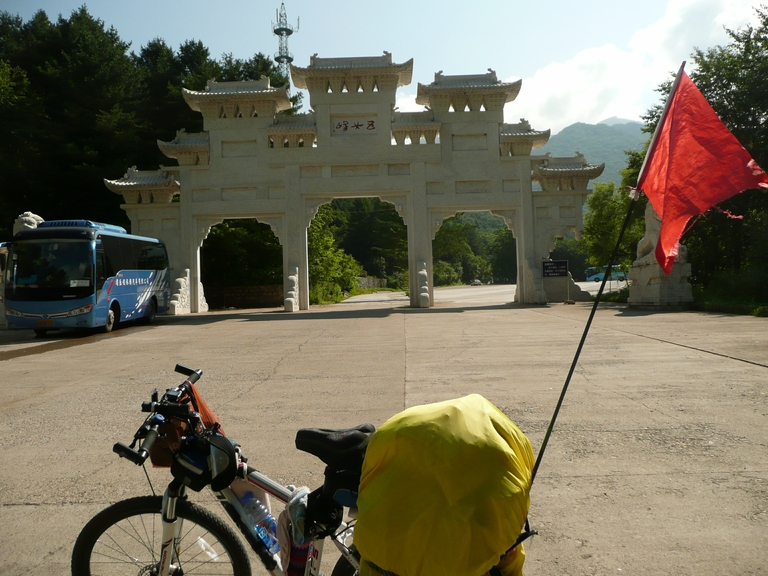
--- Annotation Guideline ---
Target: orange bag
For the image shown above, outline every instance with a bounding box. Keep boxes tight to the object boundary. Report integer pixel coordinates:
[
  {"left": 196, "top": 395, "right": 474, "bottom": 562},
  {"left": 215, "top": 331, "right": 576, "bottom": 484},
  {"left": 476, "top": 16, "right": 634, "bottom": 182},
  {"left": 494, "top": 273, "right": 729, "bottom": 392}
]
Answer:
[{"left": 148, "top": 382, "right": 225, "bottom": 468}]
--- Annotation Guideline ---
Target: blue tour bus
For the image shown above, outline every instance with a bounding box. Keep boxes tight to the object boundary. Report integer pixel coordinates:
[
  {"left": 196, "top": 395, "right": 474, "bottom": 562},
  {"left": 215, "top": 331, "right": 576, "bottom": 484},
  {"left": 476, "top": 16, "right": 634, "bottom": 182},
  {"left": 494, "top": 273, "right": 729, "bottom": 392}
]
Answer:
[{"left": 3, "top": 220, "right": 170, "bottom": 336}]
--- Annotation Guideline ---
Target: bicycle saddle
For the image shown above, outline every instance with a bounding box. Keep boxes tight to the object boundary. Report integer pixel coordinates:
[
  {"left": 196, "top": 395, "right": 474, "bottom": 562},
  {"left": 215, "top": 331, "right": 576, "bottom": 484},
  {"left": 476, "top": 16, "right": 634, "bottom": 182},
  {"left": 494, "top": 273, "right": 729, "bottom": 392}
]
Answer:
[{"left": 295, "top": 423, "right": 375, "bottom": 468}]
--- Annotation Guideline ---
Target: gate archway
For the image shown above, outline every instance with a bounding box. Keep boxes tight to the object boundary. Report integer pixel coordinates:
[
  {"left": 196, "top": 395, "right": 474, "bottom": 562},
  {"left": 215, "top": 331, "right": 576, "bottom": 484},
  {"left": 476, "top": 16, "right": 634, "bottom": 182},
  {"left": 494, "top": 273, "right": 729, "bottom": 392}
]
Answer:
[{"left": 104, "top": 53, "right": 603, "bottom": 313}]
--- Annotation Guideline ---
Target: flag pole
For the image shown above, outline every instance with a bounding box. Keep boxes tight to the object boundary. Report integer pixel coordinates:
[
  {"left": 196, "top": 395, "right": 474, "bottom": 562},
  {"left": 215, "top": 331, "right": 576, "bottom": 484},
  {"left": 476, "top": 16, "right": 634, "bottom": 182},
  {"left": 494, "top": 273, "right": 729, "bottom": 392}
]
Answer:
[
  {"left": 637, "top": 61, "right": 686, "bottom": 185},
  {"left": 530, "top": 61, "right": 687, "bottom": 485},
  {"left": 530, "top": 193, "right": 638, "bottom": 485}
]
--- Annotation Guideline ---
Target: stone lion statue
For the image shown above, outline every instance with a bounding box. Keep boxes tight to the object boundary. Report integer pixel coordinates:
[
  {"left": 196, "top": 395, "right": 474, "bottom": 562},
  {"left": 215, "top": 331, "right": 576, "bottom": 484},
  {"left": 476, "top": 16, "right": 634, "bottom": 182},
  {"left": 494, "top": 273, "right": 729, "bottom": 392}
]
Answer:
[
  {"left": 634, "top": 201, "right": 686, "bottom": 265},
  {"left": 13, "top": 212, "right": 44, "bottom": 236}
]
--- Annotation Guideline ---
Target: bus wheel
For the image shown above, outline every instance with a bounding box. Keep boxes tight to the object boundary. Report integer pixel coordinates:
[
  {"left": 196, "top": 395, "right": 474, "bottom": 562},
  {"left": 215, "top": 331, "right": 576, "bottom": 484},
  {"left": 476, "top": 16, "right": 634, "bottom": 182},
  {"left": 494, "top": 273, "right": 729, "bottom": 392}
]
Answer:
[
  {"left": 102, "top": 305, "right": 119, "bottom": 333},
  {"left": 142, "top": 299, "right": 157, "bottom": 325},
  {"left": 34, "top": 329, "right": 48, "bottom": 337}
]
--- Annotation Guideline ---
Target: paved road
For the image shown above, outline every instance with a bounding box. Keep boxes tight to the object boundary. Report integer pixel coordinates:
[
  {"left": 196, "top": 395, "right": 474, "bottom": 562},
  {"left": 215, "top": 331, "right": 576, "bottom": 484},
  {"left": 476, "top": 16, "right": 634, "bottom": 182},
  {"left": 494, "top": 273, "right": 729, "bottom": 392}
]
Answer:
[{"left": 0, "top": 285, "right": 766, "bottom": 575}]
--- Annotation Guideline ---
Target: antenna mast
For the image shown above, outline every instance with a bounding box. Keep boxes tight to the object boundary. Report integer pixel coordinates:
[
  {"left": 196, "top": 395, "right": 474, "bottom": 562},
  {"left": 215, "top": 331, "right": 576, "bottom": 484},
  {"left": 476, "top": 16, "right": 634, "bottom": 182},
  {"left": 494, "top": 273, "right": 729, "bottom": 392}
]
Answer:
[{"left": 272, "top": 3, "right": 299, "bottom": 83}]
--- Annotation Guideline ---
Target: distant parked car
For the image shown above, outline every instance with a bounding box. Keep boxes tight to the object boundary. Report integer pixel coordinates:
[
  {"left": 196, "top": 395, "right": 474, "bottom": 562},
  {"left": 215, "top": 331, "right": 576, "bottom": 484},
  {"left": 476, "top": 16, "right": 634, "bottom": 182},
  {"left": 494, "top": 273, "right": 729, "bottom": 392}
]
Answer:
[
  {"left": 585, "top": 267, "right": 627, "bottom": 282},
  {"left": 470, "top": 279, "right": 482, "bottom": 286}
]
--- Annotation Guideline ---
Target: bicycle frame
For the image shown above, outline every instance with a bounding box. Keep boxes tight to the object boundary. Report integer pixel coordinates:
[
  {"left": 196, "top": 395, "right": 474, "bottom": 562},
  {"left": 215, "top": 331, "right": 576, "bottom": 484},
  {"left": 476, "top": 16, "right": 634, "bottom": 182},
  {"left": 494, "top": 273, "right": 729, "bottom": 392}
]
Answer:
[
  {"left": 152, "top": 462, "right": 358, "bottom": 576},
  {"left": 156, "top": 485, "right": 187, "bottom": 575},
  {"left": 105, "top": 364, "right": 361, "bottom": 576}
]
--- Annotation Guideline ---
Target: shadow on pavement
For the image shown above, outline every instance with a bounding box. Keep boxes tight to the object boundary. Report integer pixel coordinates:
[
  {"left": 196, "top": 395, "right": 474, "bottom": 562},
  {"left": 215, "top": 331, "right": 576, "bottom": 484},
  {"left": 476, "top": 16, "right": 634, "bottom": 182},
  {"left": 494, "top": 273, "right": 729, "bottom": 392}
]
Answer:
[{"left": 159, "top": 302, "right": 532, "bottom": 325}]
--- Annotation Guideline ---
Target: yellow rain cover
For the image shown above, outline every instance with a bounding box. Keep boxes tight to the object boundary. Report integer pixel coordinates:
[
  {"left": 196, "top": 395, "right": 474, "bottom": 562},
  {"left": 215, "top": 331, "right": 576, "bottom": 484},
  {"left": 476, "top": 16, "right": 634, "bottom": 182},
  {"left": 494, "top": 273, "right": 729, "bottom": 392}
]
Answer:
[{"left": 355, "top": 394, "right": 534, "bottom": 576}]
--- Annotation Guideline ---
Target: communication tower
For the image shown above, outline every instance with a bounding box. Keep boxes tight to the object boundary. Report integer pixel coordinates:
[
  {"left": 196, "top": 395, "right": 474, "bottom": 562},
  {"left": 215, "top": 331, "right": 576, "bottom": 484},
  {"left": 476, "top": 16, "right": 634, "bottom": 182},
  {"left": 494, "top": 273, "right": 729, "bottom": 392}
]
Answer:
[{"left": 273, "top": 3, "right": 299, "bottom": 81}]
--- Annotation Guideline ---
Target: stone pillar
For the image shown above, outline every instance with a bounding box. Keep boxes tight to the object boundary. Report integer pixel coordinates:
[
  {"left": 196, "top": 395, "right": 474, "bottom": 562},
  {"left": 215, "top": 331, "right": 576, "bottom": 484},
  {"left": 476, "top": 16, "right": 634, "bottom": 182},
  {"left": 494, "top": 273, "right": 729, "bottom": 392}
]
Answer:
[
  {"left": 628, "top": 202, "right": 693, "bottom": 308},
  {"left": 283, "top": 218, "right": 309, "bottom": 312},
  {"left": 407, "top": 163, "right": 432, "bottom": 307},
  {"left": 189, "top": 218, "right": 218, "bottom": 313},
  {"left": 515, "top": 166, "right": 545, "bottom": 303},
  {"left": 281, "top": 175, "right": 311, "bottom": 312}
]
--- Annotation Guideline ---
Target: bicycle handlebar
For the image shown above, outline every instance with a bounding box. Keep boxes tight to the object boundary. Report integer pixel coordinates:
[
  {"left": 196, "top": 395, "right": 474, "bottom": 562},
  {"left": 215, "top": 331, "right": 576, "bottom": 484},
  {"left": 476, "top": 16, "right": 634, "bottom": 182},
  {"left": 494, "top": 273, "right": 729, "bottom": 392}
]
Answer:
[
  {"left": 114, "top": 365, "right": 204, "bottom": 466},
  {"left": 113, "top": 426, "right": 159, "bottom": 465},
  {"left": 141, "top": 401, "right": 191, "bottom": 417},
  {"left": 175, "top": 364, "right": 202, "bottom": 384}
]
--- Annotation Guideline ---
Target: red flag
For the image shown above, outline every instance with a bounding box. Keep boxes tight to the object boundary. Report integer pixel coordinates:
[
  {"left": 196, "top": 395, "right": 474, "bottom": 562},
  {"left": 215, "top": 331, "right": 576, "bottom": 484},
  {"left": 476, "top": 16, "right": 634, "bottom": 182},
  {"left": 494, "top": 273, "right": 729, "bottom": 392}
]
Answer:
[{"left": 637, "top": 68, "right": 768, "bottom": 274}]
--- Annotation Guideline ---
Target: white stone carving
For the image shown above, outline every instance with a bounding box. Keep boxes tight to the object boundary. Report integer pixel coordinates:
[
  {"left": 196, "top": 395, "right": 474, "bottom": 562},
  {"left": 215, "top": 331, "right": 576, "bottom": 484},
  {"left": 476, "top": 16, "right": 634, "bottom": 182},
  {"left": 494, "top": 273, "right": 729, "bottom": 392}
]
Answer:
[
  {"left": 169, "top": 269, "right": 191, "bottom": 315},
  {"left": 284, "top": 266, "right": 299, "bottom": 312},
  {"left": 168, "top": 269, "right": 208, "bottom": 314},
  {"left": 198, "top": 282, "right": 209, "bottom": 312},
  {"left": 305, "top": 198, "right": 333, "bottom": 228},
  {"left": 13, "top": 212, "right": 44, "bottom": 235},
  {"left": 628, "top": 202, "right": 693, "bottom": 308},
  {"left": 417, "top": 261, "right": 430, "bottom": 307}
]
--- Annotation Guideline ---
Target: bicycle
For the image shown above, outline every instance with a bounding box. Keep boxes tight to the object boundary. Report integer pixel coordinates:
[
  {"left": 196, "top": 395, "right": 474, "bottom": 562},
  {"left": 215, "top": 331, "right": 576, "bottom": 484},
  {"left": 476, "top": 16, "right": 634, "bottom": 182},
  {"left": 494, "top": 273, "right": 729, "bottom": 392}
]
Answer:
[{"left": 71, "top": 364, "right": 369, "bottom": 576}]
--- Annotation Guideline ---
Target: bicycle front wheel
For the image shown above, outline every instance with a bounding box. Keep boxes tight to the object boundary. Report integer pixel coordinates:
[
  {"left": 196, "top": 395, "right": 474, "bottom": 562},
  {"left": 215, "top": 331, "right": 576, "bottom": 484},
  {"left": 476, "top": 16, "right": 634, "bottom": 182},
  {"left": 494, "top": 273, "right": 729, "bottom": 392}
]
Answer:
[{"left": 72, "top": 495, "right": 251, "bottom": 576}]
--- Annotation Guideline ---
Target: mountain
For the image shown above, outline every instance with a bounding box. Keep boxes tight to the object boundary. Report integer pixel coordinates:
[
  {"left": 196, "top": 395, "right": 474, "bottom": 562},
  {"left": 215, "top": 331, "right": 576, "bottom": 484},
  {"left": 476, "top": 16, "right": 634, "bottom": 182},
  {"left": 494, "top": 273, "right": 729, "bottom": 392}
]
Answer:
[
  {"left": 536, "top": 120, "right": 646, "bottom": 187},
  {"left": 597, "top": 116, "right": 639, "bottom": 126}
]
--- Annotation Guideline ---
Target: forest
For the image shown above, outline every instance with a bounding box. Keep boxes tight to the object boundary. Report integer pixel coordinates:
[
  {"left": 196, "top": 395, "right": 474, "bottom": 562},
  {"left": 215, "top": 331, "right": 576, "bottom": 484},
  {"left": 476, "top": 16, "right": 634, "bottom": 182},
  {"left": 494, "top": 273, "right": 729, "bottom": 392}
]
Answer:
[{"left": 1, "top": 7, "right": 766, "bottom": 312}]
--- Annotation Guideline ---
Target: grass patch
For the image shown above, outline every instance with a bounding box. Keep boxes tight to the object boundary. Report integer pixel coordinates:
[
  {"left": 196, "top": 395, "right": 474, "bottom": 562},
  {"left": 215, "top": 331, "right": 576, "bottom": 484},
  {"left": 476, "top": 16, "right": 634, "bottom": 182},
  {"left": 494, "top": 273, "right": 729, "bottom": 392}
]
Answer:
[
  {"left": 347, "top": 287, "right": 399, "bottom": 297},
  {"left": 592, "top": 285, "right": 630, "bottom": 303},
  {"left": 691, "top": 293, "right": 768, "bottom": 316},
  {"left": 691, "top": 270, "right": 768, "bottom": 316}
]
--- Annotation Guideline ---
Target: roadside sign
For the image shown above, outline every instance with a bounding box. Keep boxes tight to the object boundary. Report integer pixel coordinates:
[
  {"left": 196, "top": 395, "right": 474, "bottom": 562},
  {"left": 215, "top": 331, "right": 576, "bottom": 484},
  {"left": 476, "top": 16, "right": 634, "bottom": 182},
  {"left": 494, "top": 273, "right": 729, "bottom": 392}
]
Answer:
[{"left": 542, "top": 260, "right": 569, "bottom": 278}]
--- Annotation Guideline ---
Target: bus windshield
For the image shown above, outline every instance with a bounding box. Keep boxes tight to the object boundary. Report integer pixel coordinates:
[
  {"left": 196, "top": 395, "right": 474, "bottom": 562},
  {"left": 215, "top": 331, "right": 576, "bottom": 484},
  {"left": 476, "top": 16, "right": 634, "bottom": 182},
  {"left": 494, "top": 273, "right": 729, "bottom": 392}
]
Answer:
[{"left": 5, "top": 239, "right": 94, "bottom": 301}]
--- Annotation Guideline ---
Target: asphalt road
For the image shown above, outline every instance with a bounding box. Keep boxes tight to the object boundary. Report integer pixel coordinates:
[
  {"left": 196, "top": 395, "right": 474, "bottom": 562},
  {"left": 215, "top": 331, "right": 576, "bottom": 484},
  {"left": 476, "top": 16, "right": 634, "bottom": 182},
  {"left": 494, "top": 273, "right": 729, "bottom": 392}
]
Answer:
[{"left": 0, "top": 285, "right": 766, "bottom": 575}]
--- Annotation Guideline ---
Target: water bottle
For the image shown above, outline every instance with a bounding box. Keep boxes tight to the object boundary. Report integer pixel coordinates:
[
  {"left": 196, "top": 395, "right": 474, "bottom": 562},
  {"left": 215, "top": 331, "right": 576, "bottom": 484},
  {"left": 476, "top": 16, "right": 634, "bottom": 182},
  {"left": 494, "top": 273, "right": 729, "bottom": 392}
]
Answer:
[{"left": 240, "top": 492, "right": 280, "bottom": 555}]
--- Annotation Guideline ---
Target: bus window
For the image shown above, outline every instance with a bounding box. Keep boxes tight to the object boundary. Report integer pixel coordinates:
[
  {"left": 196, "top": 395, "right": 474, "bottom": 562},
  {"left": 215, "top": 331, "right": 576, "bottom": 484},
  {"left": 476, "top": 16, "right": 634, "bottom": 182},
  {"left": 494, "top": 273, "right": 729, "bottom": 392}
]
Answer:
[
  {"left": 138, "top": 242, "right": 169, "bottom": 270},
  {"left": 95, "top": 247, "right": 108, "bottom": 294},
  {"left": 100, "top": 235, "right": 130, "bottom": 274},
  {"left": 4, "top": 240, "right": 93, "bottom": 301}
]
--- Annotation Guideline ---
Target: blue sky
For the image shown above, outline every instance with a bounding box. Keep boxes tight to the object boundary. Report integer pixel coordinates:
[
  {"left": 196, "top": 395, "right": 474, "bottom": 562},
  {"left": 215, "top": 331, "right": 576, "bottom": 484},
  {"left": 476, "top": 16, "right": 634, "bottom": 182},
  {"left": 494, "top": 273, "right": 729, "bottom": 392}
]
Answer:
[{"left": 2, "top": 0, "right": 761, "bottom": 132}]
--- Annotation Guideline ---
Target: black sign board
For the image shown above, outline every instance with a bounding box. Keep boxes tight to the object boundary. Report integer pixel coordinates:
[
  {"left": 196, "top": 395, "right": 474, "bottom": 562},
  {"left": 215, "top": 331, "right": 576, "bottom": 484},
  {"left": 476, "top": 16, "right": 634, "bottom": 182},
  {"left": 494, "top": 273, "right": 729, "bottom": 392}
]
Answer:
[{"left": 542, "top": 260, "right": 569, "bottom": 278}]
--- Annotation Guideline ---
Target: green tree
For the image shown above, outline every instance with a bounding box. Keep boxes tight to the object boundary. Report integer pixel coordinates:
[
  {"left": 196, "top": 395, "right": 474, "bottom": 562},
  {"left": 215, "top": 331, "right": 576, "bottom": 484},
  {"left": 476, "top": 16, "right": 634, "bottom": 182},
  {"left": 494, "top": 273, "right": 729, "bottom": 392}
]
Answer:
[
  {"left": 550, "top": 234, "right": 590, "bottom": 281},
  {"left": 627, "top": 7, "right": 768, "bottom": 289},
  {"left": 432, "top": 216, "right": 474, "bottom": 285},
  {"left": 201, "top": 220, "right": 282, "bottom": 286},
  {"left": 580, "top": 182, "right": 645, "bottom": 270},
  {"left": 307, "top": 204, "right": 363, "bottom": 303},
  {"left": 331, "top": 197, "right": 408, "bottom": 287},
  {"left": 486, "top": 227, "right": 517, "bottom": 284},
  {"left": 0, "top": 8, "right": 141, "bottom": 237},
  {"left": 0, "top": 7, "right": 302, "bottom": 241},
  {"left": 433, "top": 260, "right": 463, "bottom": 286}
]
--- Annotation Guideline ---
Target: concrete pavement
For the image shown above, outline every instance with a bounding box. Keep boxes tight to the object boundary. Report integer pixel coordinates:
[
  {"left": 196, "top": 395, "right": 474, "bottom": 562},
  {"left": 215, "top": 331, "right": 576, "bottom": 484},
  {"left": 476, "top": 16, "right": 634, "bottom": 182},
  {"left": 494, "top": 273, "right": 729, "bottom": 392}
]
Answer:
[{"left": 0, "top": 285, "right": 766, "bottom": 575}]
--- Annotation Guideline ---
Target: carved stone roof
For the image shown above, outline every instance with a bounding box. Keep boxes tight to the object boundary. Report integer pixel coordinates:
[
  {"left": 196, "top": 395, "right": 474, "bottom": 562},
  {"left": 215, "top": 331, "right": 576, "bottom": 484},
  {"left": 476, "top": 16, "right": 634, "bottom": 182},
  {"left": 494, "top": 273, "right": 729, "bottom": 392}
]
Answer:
[
  {"left": 531, "top": 152, "right": 605, "bottom": 190},
  {"left": 104, "top": 167, "right": 179, "bottom": 191},
  {"left": 156, "top": 130, "right": 210, "bottom": 165},
  {"left": 183, "top": 77, "right": 292, "bottom": 113},
  {"left": 532, "top": 153, "right": 605, "bottom": 179},
  {"left": 291, "top": 52, "right": 413, "bottom": 89},
  {"left": 500, "top": 119, "right": 550, "bottom": 150},
  {"left": 104, "top": 167, "right": 180, "bottom": 203},
  {"left": 392, "top": 111, "right": 440, "bottom": 129},
  {"left": 415, "top": 70, "right": 522, "bottom": 105},
  {"left": 157, "top": 130, "right": 210, "bottom": 154}
]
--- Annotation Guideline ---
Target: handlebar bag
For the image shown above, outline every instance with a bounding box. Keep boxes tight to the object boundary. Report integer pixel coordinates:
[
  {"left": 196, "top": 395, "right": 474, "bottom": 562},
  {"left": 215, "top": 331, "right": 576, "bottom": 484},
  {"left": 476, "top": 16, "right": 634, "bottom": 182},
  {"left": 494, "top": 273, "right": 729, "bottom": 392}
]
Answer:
[
  {"left": 149, "top": 418, "right": 187, "bottom": 468},
  {"left": 354, "top": 394, "right": 534, "bottom": 576},
  {"left": 170, "top": 432, "right": 238, "bottom": 492}
]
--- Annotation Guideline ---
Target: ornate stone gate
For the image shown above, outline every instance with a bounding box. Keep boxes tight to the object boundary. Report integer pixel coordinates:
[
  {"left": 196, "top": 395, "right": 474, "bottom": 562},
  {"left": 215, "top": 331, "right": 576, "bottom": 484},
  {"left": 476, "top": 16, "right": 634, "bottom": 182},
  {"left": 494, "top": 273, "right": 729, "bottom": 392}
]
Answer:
[{"left": 105, "top": 53, "right": 603, "bottom": 313}]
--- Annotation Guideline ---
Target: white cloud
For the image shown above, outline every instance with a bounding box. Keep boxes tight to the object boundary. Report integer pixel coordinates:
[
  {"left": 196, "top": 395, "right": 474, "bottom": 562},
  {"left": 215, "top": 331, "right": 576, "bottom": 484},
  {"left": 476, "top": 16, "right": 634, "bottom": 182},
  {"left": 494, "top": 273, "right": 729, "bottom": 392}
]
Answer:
[
  {"left": 394, "top": 92, "right": 423, "bottom": 113},
  {"left": 506, "top": 0, "right": 760, "bottom": 134}
]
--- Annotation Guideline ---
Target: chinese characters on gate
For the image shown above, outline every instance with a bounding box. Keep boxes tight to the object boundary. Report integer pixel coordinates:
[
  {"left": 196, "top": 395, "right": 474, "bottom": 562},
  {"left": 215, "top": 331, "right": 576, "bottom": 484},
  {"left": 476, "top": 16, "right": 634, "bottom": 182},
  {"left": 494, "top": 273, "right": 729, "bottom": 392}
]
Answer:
[{"left": 331, "top": 116, "right": 378, "bottom": 136}]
